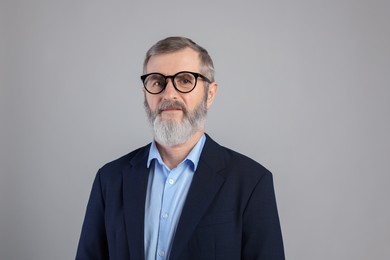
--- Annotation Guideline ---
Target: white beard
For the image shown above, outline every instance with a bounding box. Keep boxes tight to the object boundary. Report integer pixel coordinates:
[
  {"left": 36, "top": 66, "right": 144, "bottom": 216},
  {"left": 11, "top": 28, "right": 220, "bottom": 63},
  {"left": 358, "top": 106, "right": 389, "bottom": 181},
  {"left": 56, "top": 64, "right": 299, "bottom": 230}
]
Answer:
[{"left": 144, "top": 98, "right": 207, "bottom": 146}]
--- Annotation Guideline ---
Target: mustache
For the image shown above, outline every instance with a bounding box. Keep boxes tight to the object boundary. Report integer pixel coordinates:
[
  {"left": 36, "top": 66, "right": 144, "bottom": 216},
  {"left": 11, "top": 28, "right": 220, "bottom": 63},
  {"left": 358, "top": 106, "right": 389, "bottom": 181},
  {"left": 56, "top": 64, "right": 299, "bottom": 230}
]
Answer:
[{"left": 158, "top": 100, "right": 187, "bottom": 114}]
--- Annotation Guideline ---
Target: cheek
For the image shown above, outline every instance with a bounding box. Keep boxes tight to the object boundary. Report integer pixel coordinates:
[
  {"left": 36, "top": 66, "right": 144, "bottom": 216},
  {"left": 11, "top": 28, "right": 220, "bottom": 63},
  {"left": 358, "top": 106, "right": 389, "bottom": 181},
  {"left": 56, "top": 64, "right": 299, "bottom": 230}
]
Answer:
[
  {"left": 187, "top": 93, "right": 205, "bottom": 109},
  {"left": 145, "top": 96, "right": 159, "bottom": 110},
  {"left": 183, "top": 90, "right": 202, "bottom": 106}
]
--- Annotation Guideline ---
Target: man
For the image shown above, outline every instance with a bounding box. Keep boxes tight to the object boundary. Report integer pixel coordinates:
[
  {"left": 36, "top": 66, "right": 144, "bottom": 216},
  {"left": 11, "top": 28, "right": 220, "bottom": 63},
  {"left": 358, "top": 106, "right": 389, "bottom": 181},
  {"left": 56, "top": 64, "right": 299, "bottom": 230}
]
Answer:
[{"left": 76, "top": 36, "right": 285, "bottom": 260}]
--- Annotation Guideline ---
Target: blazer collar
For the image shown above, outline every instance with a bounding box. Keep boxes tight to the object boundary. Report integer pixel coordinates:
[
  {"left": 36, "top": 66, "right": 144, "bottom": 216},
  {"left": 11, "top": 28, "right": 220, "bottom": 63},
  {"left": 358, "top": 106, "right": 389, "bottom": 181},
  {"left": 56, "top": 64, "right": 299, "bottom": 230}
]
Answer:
[
  {"left": 122, "top": 144, "right": 151, "bottom": 260},
  {"left": 170, "top": 134, "right": 228, "bottom": 260}
]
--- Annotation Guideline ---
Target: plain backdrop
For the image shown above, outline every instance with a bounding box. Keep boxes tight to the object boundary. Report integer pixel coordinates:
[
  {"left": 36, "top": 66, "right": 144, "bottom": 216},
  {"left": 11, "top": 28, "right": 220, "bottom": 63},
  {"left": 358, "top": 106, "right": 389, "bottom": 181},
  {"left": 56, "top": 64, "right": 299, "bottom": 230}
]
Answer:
[{"left": 1, "top": 0, "right": 389, "bottom": 259}]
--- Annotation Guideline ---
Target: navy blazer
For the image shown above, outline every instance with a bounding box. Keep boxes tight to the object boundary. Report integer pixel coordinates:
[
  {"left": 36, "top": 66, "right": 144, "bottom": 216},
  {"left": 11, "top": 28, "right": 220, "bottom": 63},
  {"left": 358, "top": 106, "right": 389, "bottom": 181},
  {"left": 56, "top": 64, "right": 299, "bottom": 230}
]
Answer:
[{"left": 76, "top": 135, "right": 285, "bottom": 259}]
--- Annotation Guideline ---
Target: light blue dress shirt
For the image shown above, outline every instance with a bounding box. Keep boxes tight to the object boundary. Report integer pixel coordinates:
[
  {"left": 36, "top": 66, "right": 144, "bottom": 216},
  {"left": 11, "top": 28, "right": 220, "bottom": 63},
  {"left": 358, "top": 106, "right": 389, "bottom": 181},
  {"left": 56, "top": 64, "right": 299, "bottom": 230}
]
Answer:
[{"left": 144, "top": 134, "right": 206, "bottom": 260}]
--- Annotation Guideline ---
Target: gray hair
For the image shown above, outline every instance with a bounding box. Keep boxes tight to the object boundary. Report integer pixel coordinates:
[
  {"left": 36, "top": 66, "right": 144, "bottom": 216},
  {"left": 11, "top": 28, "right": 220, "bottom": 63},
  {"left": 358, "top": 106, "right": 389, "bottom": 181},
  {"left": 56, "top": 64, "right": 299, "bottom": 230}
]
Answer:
[{"left": 143, "top": 36, "right": 215, "bottom": 82}]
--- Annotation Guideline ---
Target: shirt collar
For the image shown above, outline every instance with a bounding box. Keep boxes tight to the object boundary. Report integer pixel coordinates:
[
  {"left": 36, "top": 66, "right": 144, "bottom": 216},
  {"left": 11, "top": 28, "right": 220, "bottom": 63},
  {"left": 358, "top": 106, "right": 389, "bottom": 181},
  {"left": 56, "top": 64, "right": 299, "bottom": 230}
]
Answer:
[{"left": 147, "top": 134, "right": 206, "bottom": 171}]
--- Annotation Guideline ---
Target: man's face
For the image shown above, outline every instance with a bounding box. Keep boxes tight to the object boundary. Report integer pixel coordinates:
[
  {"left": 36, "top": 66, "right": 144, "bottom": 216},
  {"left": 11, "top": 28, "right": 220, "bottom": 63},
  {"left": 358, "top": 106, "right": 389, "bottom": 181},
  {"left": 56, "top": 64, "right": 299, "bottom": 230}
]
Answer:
[{"left": 143, "top": 47, "right": 217, "bottom": 146}]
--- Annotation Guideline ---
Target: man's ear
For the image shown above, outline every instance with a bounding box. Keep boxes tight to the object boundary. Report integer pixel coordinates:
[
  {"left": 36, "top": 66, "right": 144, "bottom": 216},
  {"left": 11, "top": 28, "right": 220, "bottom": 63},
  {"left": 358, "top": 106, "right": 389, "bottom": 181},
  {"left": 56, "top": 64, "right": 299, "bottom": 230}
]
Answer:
[{"left": 206, "top": 82, "right": 218, "bottom": 109}]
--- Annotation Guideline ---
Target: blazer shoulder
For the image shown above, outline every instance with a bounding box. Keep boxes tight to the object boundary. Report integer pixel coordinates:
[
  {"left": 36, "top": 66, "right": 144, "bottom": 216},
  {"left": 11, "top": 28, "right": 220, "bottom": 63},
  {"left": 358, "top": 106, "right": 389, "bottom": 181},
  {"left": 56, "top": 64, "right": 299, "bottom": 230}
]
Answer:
[
  {"left": 98, "top": 143, "right": 151, "bottom": 178},
  {"left": 204, "top": 135, "right": 271, "bottom": 179},
  {"left": 225, "top": 145, "right": 271, "bottom": 177}
]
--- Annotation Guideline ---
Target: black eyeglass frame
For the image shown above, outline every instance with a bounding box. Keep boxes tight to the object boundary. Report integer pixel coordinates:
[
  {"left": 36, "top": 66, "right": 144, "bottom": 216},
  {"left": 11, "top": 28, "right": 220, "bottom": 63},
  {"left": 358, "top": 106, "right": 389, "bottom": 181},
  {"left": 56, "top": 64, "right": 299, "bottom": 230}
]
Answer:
[{"left": 140, "top": 71, "right": 212, "bottom": 94}]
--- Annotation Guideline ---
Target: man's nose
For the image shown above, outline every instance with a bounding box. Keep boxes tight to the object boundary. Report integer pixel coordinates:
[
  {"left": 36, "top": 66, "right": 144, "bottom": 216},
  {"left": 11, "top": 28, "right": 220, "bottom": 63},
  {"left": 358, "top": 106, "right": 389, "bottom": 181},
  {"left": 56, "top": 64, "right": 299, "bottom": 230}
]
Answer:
[{"left": 162, "top": 79, "right": 178, "bottom": 99}]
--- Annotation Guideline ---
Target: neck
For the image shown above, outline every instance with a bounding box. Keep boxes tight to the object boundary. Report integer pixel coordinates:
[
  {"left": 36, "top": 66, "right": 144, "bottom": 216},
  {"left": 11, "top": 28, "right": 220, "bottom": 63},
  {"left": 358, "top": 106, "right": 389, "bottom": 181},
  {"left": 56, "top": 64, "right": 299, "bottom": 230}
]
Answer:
[{"left": 155, "top": 130, "right": 204, "bottom": 169}]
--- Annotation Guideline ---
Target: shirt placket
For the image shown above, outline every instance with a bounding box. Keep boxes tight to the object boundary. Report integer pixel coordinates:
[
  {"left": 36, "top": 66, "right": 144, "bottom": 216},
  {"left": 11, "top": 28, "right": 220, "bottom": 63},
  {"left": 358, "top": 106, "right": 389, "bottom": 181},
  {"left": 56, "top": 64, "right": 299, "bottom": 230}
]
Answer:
[{"left": 156, "top": 168, "right": 177, "bottom": 259}]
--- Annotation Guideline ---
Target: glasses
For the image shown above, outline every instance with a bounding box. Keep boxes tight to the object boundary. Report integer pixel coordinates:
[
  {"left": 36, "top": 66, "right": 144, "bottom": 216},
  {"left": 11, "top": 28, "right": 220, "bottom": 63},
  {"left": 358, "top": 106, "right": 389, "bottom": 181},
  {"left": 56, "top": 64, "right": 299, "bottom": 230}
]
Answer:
[{"left": 141, "top": 71, "right": 211, "bottom": 94}]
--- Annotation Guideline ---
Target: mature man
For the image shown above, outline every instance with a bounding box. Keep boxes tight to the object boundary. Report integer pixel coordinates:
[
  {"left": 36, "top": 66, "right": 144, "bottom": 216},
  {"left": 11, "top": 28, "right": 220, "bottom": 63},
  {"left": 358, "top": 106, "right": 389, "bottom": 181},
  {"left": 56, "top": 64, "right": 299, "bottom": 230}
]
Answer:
[{"left": 76, "top": 37, "right": 285, "bottom": 260}]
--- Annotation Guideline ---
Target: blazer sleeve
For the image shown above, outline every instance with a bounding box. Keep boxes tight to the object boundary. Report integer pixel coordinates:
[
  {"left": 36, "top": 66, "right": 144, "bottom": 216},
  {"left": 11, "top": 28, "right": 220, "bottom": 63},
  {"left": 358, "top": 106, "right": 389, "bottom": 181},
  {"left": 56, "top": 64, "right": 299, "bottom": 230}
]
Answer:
[
  {"left": 76, "top": 171, "right": 109, "bottom": 260},
  {"left": 241, "top": 171, "right": 285, "bottom": 260}
]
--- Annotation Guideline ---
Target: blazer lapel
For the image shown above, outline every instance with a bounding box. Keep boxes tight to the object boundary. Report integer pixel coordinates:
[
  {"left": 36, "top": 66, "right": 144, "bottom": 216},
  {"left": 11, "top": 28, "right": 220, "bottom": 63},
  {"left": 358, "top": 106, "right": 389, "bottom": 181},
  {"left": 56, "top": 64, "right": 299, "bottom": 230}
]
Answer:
[
  {"left": 122, "top": 145, "right": 151, "bottom": 260},
  {"left": 169, "top": 136, "right": 227, "bottom": 260}
]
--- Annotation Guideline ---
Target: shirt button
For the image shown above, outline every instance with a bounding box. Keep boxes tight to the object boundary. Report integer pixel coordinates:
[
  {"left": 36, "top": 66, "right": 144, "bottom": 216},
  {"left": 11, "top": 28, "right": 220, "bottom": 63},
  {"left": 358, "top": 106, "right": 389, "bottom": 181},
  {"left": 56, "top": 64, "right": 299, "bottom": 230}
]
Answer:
[
  {"left": 162, "top": 213, "right": 169, "bottom": 219},
  {"left": 168, "top": 179, "right": 174, "bottom": 185},
  {"left": 158, "top": 250, "right": 165, "bottom": 257}
]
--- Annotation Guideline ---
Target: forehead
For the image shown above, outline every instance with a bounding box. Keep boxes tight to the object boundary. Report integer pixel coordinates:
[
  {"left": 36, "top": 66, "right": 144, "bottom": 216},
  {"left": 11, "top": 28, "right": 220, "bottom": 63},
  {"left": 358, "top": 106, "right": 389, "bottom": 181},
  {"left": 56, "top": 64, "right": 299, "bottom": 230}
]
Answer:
[{"left": 146, "top": 48, "right": 201, "bottom": 74}]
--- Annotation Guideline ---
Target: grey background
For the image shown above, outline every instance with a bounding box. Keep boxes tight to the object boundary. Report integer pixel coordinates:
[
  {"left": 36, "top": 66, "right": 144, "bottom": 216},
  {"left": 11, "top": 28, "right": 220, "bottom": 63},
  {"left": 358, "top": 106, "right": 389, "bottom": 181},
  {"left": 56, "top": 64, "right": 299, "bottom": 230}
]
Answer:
[{"left": 1, "top": 0, "right": 389, "bottom": 259}]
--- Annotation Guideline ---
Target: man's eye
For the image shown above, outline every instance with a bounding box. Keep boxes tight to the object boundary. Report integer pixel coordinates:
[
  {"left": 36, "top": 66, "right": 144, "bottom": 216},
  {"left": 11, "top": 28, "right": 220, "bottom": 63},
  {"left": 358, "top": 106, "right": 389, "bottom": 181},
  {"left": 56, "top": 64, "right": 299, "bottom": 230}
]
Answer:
[
  {"left": 177, "top": 76, "right": 193, "bottom": 85},
  {"left": 152, "top": 81, "right": 163, "bottom": 86}
]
